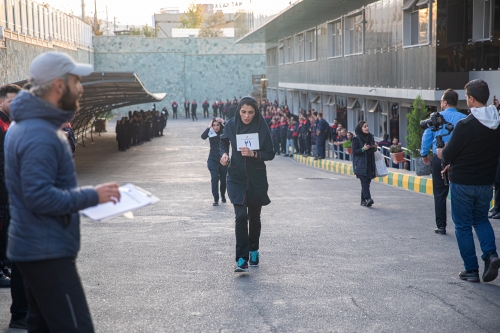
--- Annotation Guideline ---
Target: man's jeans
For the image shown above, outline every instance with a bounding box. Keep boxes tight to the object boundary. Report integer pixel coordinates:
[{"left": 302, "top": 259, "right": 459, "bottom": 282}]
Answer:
[
  {"left": 286, "top": 138, "right": 294, "bottom": 157},
  {"left": 450, "top": 182, "right": 497, "bottom": 271}
]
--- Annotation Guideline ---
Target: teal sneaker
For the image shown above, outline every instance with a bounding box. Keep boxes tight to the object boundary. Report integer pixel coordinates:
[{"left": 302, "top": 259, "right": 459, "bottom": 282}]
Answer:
[
  {"left": 234, "top": 258, "right": 248, "bottom": 272},
  {"left": 249, "top": 251, "right": 259, "bottom": 266}
]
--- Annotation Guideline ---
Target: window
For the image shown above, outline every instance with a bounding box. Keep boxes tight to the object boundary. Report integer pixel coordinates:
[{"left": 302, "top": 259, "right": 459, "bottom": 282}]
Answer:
[
  {"left": 284, "top": 37, "right": 293, "bottom": 64},
  {"left": 403, "top": 0, "right": 430, "bottom": 46},
  {"left": 327, "top": 19, "right": 342, "bottom": 58},
  {"left": 473, "top": 0, "right": 494, "bottom": 41},
  {"left": 344, "top": 12, "right": 364, "bottom": 55},
  {"left": 278, "top": 40, "right": 284, "bottom": 65},
  {"left": 294, "top": 32, "right": 304, "bottom": 62},
  {"left": 266, "top": 47, "right": 277, "bottom": 67},
  {"left": 305, "top": 28, "right": 316, "bottom": 61}
]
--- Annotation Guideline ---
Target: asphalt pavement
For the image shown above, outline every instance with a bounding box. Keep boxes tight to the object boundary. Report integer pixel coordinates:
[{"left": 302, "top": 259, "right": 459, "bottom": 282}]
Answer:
[{"left": 1, "top": 116, "right": 500, "bottom": 333}]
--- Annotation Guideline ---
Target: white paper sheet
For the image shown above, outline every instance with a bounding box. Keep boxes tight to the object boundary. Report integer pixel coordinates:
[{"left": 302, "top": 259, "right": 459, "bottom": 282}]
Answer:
[
  {"left": 236, "top": 133, "right": 260, "bottom": 151},
  {"left": 81, "top": 183, "right": 159, "bottom": 221},
  {"left": 208, "top": 128, "right": 217, "bottom": 138}
]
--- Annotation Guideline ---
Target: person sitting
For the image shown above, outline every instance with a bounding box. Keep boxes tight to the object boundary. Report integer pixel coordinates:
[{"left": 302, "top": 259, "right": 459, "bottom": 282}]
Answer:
[{"left": 333, "top": 128, "right": 348, "bottom": 160}]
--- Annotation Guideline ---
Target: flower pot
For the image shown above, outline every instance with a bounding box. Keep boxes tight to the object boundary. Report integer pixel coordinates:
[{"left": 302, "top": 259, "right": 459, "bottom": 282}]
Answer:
[
  {"left": 345, "top": 147, "right": 352, "bottom": 154},
  {"left": 415, "top": 156, "right": 432, "bottom": 176},
  {"left": 391, "top": 152, "right": 405, "bottom": 164}
]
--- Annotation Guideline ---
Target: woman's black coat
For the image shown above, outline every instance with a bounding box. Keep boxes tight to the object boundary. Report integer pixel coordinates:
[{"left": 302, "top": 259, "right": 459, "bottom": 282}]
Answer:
[
  {"left": 352, "top": 134, "right": 376, "bottom": 179},
  {"left": 220, "top": 115, "right": 275, "bottom": 207}
]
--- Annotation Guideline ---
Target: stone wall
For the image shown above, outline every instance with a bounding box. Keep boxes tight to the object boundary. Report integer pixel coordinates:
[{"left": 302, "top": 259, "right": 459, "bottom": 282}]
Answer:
[
  {"left": 93, "top": 36, "right": 265, "bottom": 113},
  {"left": 0, "top": 38, "right": 94, "bottom": 85}
]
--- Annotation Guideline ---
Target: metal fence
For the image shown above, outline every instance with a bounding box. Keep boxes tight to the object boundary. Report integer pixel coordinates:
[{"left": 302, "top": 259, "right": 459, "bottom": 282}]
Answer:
[{"left": 0, "top": 0, "right": 92, "bottom": 49}]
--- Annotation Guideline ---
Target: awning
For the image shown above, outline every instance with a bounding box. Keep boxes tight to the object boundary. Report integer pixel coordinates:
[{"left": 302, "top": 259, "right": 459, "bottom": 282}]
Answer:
[
  {"left": 11, "top": 72, "right": 166, "bottom": 146},
  {"left": 369, "top": 100, "right": 381, "bottom": 113}
]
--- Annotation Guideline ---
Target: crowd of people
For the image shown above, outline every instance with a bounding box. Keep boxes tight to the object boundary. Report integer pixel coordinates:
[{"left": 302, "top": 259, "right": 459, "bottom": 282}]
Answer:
[
  {"left": 170, "top": 97, "right": 246, "bottom": 121},
  {"left": 115, "top": 108, "right": 168, "bottom": 151}
]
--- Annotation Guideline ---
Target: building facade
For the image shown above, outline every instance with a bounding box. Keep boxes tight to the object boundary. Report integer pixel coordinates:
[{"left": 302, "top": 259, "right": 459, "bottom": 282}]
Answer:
[{"left": 236, "top": 0, "right": 500, "bottom": 145}]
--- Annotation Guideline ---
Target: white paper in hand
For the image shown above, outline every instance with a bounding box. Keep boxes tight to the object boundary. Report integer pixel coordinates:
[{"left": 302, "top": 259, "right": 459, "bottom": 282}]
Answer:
[{"left": 236, "top": 133, "right": 260, "bottom": 151}]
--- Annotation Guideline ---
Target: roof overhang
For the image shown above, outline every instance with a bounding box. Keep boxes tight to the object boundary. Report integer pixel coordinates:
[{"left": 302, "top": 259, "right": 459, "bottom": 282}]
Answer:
[{"left": 236, "top": 0, "right": 377, "bottom": 44}]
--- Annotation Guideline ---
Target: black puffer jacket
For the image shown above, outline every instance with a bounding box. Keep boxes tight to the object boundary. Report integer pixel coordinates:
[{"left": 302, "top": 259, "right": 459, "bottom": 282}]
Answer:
[
  {"left": 352, "top": 134, "right": 376, "bottom": 179},
  {"left": 220, "top": 114, "right": 275, "bottom": 206}
]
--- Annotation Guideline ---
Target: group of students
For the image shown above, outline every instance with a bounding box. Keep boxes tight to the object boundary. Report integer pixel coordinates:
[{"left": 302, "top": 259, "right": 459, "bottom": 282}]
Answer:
[
  {"left": 115, "top": 109, "right": 168, "bottom": 151},
  {"left": 171, "top": 98, "right": 241, "bottom": 121}
]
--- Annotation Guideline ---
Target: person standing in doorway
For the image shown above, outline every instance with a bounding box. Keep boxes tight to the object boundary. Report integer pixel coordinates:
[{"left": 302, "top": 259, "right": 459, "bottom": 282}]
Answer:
[{"left": 220, "top": 97, "right": 275, "bottom": 272}]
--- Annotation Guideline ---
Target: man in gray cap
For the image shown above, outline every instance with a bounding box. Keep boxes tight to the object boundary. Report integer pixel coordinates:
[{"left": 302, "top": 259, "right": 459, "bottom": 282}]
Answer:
[{"left": 5, "top": 52, "right": 121, "bottom": 332}]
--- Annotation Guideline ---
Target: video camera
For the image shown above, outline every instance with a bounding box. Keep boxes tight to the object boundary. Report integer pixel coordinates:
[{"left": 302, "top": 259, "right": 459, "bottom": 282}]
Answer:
[{"left": 420, "top": 112, "right": 455, "bottom": 185}]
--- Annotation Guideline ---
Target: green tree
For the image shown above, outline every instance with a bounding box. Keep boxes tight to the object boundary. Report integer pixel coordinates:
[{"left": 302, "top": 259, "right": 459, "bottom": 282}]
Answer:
[
  {"left": 180, "top": 3, "right": 204, "bottom": 28},
  {"left": 405, "top": 95, "right": 429, "bottom": 158},
  {"left": 84, "top": 16, "right": 104, "bottom": 36},
  {"left": 199, "top": 11, "right": 225, "bottom": 37},
  {"left": 142, "top": 24, "right": 158, "bottom": 37},
  {"left": 128, "top": 26, "right": 142, "bottom": 35}
]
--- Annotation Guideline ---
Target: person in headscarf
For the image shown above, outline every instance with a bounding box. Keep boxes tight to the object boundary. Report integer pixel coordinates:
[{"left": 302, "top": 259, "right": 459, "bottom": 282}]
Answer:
[
  {"left": 220, "top": 96, "right": 275, "bottom": 272},
  {"left": 201, "top": 117, "right": 227, "bottom": 206},
  {"left": 352, "top": 120, "right": 377, "bottom": 207}
]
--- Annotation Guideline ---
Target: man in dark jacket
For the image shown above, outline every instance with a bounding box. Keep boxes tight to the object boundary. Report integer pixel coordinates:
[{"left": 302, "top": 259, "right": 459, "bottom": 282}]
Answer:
[
  {"left": 6, "top": 52, "right": 121, "bottom": 332},
  {"left": 191, "top": 99, "right": 198, "bottom": 121},
  {"left": 184, "top": 99, "right": 190, "bottom": 118},
  {"left": 202, "top": 100, "right": 210, "bottom": 118},
  {"left": 440, "top": 79, "right": 500, "bottom": 283},
  {"left": 278, "top": 114, "right": 287, "bottom": 154},
  {"left": 172, "top": 101, "right": 178, "bottom": 119},
  {"left": 315, "top": 113, "right": 328, "bottom": 160}
]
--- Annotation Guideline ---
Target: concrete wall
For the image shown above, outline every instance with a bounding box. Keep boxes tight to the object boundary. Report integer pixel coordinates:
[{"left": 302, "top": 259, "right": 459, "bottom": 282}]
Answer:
[
  {"left": 0, "top": 38, "right": 94, "bottom": 85},
  {"left": 92, "top": 36, "right": 265, "bottom": 113}
]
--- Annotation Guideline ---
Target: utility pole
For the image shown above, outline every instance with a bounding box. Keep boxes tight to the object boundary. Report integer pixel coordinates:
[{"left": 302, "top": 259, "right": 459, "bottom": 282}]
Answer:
[
  {"left": 93, "top": 0, "right": 98, "bottom": 34},
  {"left": 81, "top": 0, "right": 85, "bottom": 21},
  {"left": 106, "top": 6, "right": 109, "bottom": 36}
]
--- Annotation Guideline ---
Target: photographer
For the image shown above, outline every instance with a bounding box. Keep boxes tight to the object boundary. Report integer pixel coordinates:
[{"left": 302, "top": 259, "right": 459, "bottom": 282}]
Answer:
[
  {"left": 420, "top": 89, "right": 466, "bottom": 235},
  {"left": 439, "top": 79, "right": 500, "bottom": 283}
]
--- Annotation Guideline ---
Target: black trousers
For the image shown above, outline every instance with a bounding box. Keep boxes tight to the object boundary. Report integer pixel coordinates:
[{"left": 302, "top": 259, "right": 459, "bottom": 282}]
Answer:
[
  {"left": 494, "top": 183, "right": 500, "bottom": 211},
  {"left": 305, "top": 135, "right": 311, "bottom": 155},
  {"left": 208, "top": 161, "right": 227, "bottom": 202},
  {"left": 173, "top": 111, "right": 177, "bottom": 119},
  {"left": 280, "top": 136, "right": 286, "bottom": 153},
  {"left": 234, "top": 203, "right": 262, "bottom": 262},
  {"left": 11, "top": 262, "right": 28, "bottom": 322},
  {"left": 358, "top": 175, "right": 372, "bottom": 201},
  {"left": 203, "top": 109, "right": 209, "bottom": 118},
  {"left": 17, "top": 258, "right": 94, "bottom": 333},
  {"left": 431, "top": 155, "right": 448, "bottom": 229},
  {"left": 272, "top": 136, "right": 279, "bottom": 155},
  {"left": 185, "top": 108, "right": 189, "bottom": 118},
  {"left": 191, "top": 112, "right": 197, "bottom": 121}
]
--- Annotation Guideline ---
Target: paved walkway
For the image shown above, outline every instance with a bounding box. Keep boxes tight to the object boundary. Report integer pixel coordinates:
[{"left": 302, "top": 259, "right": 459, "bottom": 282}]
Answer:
[{"left": 1, "top": 117, "right": 500, "bottom": 333}]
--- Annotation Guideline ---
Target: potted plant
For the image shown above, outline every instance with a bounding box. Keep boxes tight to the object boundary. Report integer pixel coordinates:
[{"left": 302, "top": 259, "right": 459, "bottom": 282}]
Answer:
[
  {"left": 390, "top": 144, "right": 405, "bottom": 164},
  {"left": 405, "top": 95, "right": 432, "bottom": 175},
  {"left": 343, "top": 140, "right": 352, "bottom": 154}
]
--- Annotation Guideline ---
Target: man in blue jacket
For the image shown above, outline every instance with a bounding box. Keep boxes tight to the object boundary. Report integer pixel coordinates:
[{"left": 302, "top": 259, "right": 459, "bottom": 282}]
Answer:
[
  {"left": 5, "top": 52, "right": 121, "bottom": 332},
  {"left": 420, "top": 89, "right": 466, "bottom": 235}
]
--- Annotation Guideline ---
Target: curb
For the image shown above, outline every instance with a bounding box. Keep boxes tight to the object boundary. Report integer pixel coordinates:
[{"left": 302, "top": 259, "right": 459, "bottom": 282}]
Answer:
[{"left": 295, "top": 155, "right": 433, "bottom": 197}]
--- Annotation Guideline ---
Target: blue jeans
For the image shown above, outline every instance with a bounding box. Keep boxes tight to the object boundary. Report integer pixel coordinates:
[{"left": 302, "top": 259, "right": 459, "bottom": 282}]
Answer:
[
  {"left": 450, "top": 182, "right": 497, "bottom": 271},
  {"left": 286, "top": 138, "right": 294, "bottom": 156}
]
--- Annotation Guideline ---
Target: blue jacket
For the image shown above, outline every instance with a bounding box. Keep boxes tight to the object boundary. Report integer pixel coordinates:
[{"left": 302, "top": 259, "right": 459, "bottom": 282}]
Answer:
[
  {"left": 6, "top": 91, "right": 99, "bottom": 262},
  {"left": 420, "top": 108, "right": 466, "bottom": 155}
]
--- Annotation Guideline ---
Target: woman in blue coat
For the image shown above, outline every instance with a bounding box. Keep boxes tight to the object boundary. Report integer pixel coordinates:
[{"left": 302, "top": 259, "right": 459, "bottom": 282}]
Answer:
[
  {"left": 220, "top": 97, "right": 275, "bottom": 272},
  {"left": 201, "top": 118, "right": 227, "bottom": 206},
  {"left": 352, "top": 121, "right": 377, "bottom": 207}
]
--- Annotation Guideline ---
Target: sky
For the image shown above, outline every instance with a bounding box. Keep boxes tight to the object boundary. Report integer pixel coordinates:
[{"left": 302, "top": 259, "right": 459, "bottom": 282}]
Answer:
[{"left": 46, "top": 0, "right": 292, "bottom": 27}]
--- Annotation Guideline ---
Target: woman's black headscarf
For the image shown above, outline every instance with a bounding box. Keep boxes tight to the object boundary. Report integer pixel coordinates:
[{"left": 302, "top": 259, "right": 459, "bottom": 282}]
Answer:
[
  {"left": 236, "top": 96, "right": 263, "bottom": 135},
  {"left": 355, "top": 121, "right": 370, "bottom": 144}
]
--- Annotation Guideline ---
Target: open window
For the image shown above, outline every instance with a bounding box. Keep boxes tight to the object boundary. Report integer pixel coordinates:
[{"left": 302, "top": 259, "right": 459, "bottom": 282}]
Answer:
[
  {"left": 344, "top": 12, "right": 364, "bottom": 56},
  {"left": 403, "top": 0, "right": 430, "bottom": 47},
  {"left": 327, "top": 19, "right": 343, "bottom": 58}
]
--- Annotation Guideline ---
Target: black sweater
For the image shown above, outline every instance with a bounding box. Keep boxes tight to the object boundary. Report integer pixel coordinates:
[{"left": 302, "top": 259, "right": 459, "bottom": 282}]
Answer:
[{"left": 441, "top": 114, "right": 500, "bottom": 185}]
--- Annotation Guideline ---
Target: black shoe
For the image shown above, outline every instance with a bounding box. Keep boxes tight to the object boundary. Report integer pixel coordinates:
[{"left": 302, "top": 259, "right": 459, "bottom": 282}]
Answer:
[
  {"left": 434, "top": 228, "right": 446, "bottom": 235},
  {"left": 491, "top": 212, "right": 500, "bottom": 219},
  {"left": 283, "top": 154, "right": 289, "bottom": 157},
  {"left": 0, "top": 274, "right": 11, "bottom": 288},
  {"left": 459, "top": 269, "right": 480, "bottom": 282},
  {"left": 221, "top": 197, "right": 226, "bottom": 203},
  {"left": 213, "top": 202, "right": 219, "bottom": 206},
  {"left": 9, "top": 317, "right": 27, "bottom": 329},
  {"left": 314, "top": 157, "right": 318, "bottom": 160},
  {"left": 289, "top": 155, "right": 293, "bottom": 158},
  {"left": 366, "top": 199, "right": 374, "bottom": 207},
  {"left": 482, "top": 253, "right": 500, "bottom": 282},
  {"left": 360, "top": 200, "right": 367, "bottom": 207}
]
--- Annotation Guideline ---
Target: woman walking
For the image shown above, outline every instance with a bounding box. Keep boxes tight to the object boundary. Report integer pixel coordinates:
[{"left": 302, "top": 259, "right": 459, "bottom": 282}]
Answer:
[
  {"left": 201, "top": 118, "right": 227, "bottom": 206},
  {"left": 352, "top": 121, "right": 377, "bottom": 207},
  {"left": 220, "top": 97, "right": 275, "bottom": 272}
]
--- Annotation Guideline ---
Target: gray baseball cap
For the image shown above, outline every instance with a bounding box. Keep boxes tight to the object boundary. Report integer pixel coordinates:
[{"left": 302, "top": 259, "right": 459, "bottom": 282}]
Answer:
[{"left": 29, "top": 52, "right": 94, "bottom": 85}]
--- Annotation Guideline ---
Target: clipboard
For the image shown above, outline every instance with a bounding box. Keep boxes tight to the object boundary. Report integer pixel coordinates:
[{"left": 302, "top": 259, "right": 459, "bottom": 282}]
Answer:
[{"left": 81, "top": 183, "right": 160, "bottom": 221}]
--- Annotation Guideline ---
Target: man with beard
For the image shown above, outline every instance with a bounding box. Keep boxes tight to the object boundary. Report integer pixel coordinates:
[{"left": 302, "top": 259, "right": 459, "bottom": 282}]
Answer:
[{"left": 5, "top": 52, "right": 121, "bottom": 332}]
